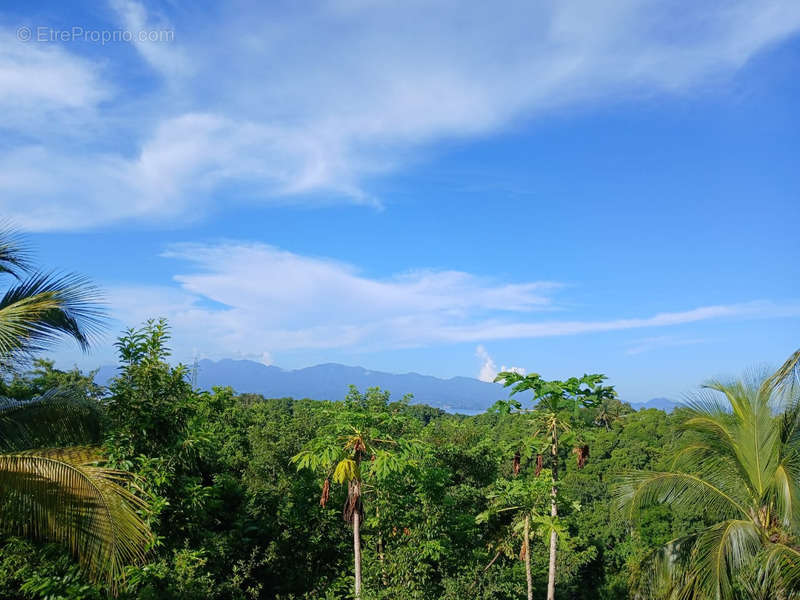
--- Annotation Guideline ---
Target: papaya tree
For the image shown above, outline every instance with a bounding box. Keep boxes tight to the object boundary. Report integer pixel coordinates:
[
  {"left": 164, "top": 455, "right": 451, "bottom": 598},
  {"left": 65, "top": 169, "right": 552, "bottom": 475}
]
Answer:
[
  {"left": 291, "top": 386, "right": 422, "bottom": 598},
  {"left": 477, "top": 467, "right": 553, "bottom": 600},
  {"left": 494, "top": 371, "right": 615, "bottom": 600}
]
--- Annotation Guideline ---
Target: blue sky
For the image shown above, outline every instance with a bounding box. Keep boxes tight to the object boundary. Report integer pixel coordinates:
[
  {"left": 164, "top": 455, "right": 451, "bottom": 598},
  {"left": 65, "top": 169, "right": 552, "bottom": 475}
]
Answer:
[{"left": 1, "top": 1, "right": 799, "bottom": 403}]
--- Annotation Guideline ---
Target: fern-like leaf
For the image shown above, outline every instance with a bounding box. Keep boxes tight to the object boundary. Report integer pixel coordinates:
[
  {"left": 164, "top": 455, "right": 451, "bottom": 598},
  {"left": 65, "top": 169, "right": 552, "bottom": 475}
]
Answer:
[{"left": 0, "top": 446, "right": 151, "bottom": 592}]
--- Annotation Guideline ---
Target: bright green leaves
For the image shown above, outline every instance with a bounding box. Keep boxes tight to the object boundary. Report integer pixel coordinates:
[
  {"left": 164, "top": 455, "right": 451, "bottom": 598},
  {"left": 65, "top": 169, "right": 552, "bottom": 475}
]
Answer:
[
  {"left": 106, "top": 319, "right": 195, "bottom": 459},
  {"left": 490, "top": 398, "right": 522, "bottom": 415},
  {"left": 476, "top": 473, "right": 553, "bottom": 531},
  {"left": 333, "top": 458, "right": 358, "bottom": 484},
  {"left": 529, "top": 514, "right": 567, "bottom": 545},
  {"left": 0, "top": 229, "right": 106, "bottom": 361},
  {"left": 616, "top": 347, "right": 800, "bottom": 598},
  {"left": 290, "top": 434, "right": 343, "bottom": 472},
  {"left": 114, "top": 318, "right": 172, "bottom": 366},
  {"left": 494, "top": 371, "right": 615, "bottom": 417},
  {"left": 692, "top": 519, "right": 760, "bottom": 600},
  {"left": 615, "top": 471, "right": 750, "bottom": 522},
  {"left": 0, "top": 447, "right": 151, "bottom": 593},
  {"left": 291, "top": 386, "right": 427, "bottom": 501},
  {"left": 480, "top": 473, "right": 553, "bottom": 518},
  {"left": 493, "top": 371, "right": 541, "bottom": 394},
  {"left": 492, "top": 369, "right": 616, "bottom": 597}
]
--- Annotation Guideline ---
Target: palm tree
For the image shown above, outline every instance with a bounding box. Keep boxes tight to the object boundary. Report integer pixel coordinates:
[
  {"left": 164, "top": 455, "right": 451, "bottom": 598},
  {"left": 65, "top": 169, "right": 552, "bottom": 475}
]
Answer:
[
  {"left": 614, "top": 349, "right": 800, "bottom": 599},
  {"left": 593, "top": 394, "right": 626, "bottom": 431},
  {"left": 0, "top": 231, "right": 105, "bottom": 361},
  {"left": 0, "top": 229, "right": 151, "bottom": 592}
]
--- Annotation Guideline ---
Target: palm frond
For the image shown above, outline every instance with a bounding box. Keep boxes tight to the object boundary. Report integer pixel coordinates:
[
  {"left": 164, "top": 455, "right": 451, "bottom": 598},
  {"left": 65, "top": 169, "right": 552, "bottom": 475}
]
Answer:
[
  {"left": 691, "top": 519, "right": 761, "bottom": 600},
  {"left": 690, "top": 380, "right": 781, "bottom": 503},
  {"left": 0, "top": 387, "right": 104, "bottom": 452},
  {"left": 762, "top": 349, "right": 800, "bottom": 400},
  {"left": 0, "top": 271, "right": 106, "bottom": 356},
  {"left": 0, "top": 446, "right": 151, "bottom": 592},
  {"left": 679, "top": 391, "right": 742, "bottom": 467},
  {"left": 678, "top": 411, "right": 740, "bottom": 467},
  {"left": 621, "top": 351, "right": 800, "bottom": 598},
  {"left": 629, "top": 536, "right": 697, "bottom": 600},
  {"left": 771, "top": 459, "right": 800, "bottom": 530},
  {"left": 780, "top": 395, "right": 800, "bottom": 449},
  {"left": 0, "top": 227, "right": 30, "bottom": 279},
  {"left": 613, "top": 471, "right": 750, "bottom": 520},
  {"left": 702, "top": 378, "right": 768, "bottom": 422},
  {"left": 762, "top": 543, "right": 800, "bottom": 597}
]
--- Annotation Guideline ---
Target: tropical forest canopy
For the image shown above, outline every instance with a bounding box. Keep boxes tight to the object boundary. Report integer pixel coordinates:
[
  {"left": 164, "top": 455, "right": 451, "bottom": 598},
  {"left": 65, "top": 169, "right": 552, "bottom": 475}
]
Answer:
[
  {"left": 0, "top": 315, "right": 797, "bottom": 599},
  {"left": 0, "top": 223, "right": 797, "bottom": 600}
]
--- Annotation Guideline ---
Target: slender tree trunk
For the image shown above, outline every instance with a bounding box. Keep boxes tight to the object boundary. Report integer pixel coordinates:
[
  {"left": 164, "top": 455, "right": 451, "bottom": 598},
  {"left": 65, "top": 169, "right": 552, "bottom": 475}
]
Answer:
[
  {"left": 376, "top": 506, "right": 388, "bottom": 587},
  {"left": 468, "top": 550, "right": 502, "bottom": 593},
  {"left": 350, "top": 453, "right": 363, "bottom": 599},
  {"left": 377, "top": 533, "right": 388, "bottom": 586},
  {"left": 524, "top": 513, "right": 533, "bottom": 600},
  {"left": 353, "top": 508, "right": 362, "bottom": 599},
  {"left": 547, "top": 434, "right": 558, "bottom": 600}
]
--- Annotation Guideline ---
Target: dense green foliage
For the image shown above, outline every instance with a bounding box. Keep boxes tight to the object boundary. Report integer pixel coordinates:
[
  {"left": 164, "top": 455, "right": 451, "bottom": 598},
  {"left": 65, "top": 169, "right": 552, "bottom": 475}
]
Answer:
[
  {"left": 615, "top": 352, "right": 800, "bottom": 599},
  {"left": 0, "top": 320, "right": 796, "bottom": 599},
  {"left": 0, "top": 231, "right": 150, "bottom": 592},
  {"left": 491, "top": 370, "right": 618, "bottom": 600}
]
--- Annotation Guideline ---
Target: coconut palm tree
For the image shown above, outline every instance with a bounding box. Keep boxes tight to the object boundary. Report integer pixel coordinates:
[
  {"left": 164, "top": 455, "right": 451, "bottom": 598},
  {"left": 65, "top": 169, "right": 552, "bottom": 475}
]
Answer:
[
  {"left": 0, "top": 231, "right": 105, "bottom": 361},
  {"left": 0, "top": 229, "right": 151, "bottom": 592},
  {"left": 614, "top": 349, "right": 800, "bottom": 599},
  {"left": 593, "top": 394, "right": 626, "bottom": 431}
]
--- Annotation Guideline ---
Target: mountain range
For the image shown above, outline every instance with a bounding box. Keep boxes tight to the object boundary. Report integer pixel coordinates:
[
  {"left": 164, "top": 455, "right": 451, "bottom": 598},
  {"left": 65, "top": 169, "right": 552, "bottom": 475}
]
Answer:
[{"left": 94, "top": 358, "right": 680, "bottom": 414}]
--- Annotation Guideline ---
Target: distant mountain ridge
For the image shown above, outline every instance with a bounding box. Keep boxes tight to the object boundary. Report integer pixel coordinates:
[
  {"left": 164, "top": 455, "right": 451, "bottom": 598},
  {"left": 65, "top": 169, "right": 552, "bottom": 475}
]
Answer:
[
  {"left": 94, "top": 359, "right": 680, "bottom": 414},
  {"left": 633, "top": 397, "right": 680, "bottom": 412}
]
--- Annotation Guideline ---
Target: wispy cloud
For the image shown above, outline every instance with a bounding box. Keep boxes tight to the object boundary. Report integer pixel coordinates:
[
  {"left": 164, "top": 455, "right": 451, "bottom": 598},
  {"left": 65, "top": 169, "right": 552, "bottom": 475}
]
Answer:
[
  {"left": 2, "top": 0, "right": 799, "bottom": 230},
  {"left": 101, "top": 241, "right": 800, "bottom": 359},
  {"left": 0, "top": 29, "right": 109, "bottom": 129},
  {"left": 109, "top": 0, "right": 188, "bottom": 78}
]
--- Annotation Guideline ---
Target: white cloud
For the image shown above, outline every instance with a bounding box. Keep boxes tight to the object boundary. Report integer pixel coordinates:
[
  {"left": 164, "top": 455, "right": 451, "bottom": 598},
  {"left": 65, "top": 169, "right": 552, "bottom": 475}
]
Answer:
[
  {"left": 475, "top": 345, "right": 526, "bottom": 382},
  {"left": 1, "top": 1, "right": 799, "bottom": 230},
  {"left": 0, "top": 29, "right": 109, "bottom": 133},
  {"left": 428, "top": 302, "right": 800, "bottom": 343},
  {"left": 109, "top": 0, "right": 188, "bottom": 79},
  {"left": 99, "top": 241, "right": 800, "bottom": 360},
  {"left": 154, "top": 242, "right": 559, "bottom": 354},
  {"left": 475, "top": 345, "right": 497, "bottom": 382},
  {"left": 0, "top": 31, "right": 108, "bottom": 109}
]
